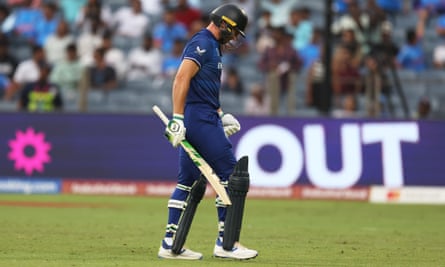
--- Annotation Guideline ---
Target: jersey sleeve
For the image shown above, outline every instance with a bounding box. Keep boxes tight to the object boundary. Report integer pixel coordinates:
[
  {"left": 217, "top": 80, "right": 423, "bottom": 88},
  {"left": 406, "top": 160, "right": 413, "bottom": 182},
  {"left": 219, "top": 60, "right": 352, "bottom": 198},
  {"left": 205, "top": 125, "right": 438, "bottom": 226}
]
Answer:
[{"left": 182, "top": 37, "right": 213, "bottom": 69}]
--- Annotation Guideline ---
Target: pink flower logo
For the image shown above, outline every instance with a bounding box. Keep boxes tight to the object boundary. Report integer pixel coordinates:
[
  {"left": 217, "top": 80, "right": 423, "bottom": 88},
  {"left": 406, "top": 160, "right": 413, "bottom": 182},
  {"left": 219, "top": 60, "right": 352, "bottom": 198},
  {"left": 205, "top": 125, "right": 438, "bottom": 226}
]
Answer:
[{"left": 8, "top": 127, "right": 52, "bottom": 175}]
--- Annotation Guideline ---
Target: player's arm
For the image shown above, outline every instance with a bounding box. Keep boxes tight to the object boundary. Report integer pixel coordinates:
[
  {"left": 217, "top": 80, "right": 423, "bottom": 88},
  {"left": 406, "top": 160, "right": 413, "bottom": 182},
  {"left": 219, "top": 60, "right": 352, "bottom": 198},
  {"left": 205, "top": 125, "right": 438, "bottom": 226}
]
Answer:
[
  {"left": 172, "top": 59, "right": 199, "bottom": 115},
  {"left": 165, "top": 59, "right": 199, "bottom": 147}
]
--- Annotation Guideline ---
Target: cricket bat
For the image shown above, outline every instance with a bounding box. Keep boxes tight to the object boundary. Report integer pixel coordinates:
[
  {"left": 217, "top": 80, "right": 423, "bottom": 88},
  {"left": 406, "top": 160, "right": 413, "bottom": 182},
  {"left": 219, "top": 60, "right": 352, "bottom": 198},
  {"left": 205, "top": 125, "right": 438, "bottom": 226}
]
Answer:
[{"left": 152, "top": 105, "right": 232, "bottom": 205}]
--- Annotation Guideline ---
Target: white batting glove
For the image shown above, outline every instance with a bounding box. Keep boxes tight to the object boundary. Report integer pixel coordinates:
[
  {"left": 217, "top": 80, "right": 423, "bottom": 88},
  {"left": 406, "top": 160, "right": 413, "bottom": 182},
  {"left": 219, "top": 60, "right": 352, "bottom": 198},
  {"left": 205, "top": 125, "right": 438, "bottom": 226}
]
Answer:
[
  {"left": 165, "top": 114, "right": 186, "bottom": 147},
  {"left": 219, "top": 111, "right": 241, "bottom": 137}
]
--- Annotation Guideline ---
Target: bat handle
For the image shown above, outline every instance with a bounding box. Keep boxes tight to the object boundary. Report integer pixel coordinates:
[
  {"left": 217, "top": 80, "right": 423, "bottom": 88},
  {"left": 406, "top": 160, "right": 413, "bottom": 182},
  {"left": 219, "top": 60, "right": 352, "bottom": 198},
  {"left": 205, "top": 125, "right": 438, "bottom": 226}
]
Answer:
[{"left": 152, "top": 105, "right": 169, "bottom": 126}]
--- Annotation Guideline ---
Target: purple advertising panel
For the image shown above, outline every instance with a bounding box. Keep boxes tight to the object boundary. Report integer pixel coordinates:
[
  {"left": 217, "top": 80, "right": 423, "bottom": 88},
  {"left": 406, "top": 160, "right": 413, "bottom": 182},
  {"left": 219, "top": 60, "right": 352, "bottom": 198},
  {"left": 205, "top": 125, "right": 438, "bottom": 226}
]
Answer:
[
  {"left": 0, "top": 113, "right": 178, "bottom": 181},
  {"left": 0, "top": 113, "right": 444, "bottom": 188}
]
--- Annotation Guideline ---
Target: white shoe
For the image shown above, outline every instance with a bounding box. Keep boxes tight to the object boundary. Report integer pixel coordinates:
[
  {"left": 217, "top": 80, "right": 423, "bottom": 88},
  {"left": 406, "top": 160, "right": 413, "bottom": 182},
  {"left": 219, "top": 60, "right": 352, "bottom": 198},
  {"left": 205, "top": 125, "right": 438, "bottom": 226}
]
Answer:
[
  {"left": 158, "top": 240, "right": 203, "bottom": 260},
  {"left": 213, "top": 238, "right": 258, "bottom": 260}
]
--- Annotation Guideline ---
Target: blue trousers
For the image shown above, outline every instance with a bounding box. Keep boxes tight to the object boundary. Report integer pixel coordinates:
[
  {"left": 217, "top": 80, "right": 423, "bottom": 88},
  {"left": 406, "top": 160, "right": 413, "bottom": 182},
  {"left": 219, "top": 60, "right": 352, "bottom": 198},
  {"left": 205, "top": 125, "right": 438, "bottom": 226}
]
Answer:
[
  {"left": 179, "top": 104, "right": 236, "bottom": 186},
  {"left": 164, "top": 104, "right": 236, "bottom": 238}
]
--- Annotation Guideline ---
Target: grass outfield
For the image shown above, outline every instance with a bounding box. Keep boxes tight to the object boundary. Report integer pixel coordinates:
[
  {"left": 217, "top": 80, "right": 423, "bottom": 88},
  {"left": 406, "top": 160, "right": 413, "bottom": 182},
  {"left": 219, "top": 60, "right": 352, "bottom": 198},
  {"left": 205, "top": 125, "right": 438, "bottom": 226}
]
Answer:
[{"left": 0, "top": 194, "right": 444, "bottom": 267}]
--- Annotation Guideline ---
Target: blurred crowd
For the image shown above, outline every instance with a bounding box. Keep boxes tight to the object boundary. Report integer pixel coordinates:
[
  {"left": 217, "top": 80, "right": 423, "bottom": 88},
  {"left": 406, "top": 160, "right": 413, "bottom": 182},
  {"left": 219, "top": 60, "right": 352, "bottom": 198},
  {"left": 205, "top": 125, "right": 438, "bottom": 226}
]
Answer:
[{"left": 0, "top": 0, "right": 443, "bottom": 119}]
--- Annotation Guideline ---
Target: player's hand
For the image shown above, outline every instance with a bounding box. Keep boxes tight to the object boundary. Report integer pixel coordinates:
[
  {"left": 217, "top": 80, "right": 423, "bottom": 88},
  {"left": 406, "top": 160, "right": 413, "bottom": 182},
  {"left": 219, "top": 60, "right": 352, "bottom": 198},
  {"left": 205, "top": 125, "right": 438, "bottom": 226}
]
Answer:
[
  {"left": 165, "top": 114, "right": 186, "bottom": 147},
  {"left": 220, "top": 112, "right": 241, "bottom": 137}
]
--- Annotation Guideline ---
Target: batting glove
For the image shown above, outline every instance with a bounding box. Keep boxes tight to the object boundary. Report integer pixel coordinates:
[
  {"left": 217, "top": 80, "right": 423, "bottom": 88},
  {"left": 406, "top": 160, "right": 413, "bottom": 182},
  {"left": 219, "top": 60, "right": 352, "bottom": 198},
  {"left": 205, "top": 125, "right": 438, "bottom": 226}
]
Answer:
[
  {"left": 165, "top": 114, "right": 186, "bottom": 147},
  {"left": 219, "top": 111, "right": 241, "bottom": 137}
]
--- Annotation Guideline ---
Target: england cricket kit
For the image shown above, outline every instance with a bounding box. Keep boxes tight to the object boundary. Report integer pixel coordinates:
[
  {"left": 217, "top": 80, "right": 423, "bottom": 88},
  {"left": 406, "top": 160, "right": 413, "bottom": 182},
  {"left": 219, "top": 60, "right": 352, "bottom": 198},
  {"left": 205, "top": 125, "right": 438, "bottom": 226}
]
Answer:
[
  {"left": 178, "top": 29, "right": 236, "bottom": 188},
  {"left": 159, "top": 4, "right": 258, "bottom": 260},
  {"left": 165, "top": 29, "right": 235, "bottom": 238}
]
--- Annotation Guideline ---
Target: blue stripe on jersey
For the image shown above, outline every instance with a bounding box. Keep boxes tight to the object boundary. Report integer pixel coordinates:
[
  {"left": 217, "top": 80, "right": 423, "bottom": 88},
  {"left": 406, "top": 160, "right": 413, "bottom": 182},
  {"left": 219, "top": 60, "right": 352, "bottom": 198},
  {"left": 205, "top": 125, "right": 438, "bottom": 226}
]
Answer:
[{"left": 182, "top": 29, "right": 222, "bottom": 109}]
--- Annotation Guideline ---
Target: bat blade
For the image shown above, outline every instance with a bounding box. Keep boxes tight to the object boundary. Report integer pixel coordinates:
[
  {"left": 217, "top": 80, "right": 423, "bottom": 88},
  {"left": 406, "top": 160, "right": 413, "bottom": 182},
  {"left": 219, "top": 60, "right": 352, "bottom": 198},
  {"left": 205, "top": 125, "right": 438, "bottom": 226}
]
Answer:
[{"left": 152, "top": 105, "right": 232, "bottom": 205}]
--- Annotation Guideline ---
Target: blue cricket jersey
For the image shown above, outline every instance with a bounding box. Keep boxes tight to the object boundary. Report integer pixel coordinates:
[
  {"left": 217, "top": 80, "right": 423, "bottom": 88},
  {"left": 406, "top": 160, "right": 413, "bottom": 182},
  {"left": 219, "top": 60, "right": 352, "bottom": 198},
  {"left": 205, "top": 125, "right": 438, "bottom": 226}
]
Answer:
[
  {"left": 177, "top": 29, "right": 236, "bottom": 186},
  {"left": 182, "top": 29, "right": 222, "bottom": 110}
]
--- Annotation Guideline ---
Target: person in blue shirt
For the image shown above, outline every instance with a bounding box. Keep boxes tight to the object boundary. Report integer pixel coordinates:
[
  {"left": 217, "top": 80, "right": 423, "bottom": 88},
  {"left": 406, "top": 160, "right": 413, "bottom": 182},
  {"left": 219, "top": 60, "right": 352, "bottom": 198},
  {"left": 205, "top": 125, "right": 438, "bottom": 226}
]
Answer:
[
  {"left": 9, "top": 0, "right": 42, "bottom": 42},
  {"left": 34, "top": 2, "right": 60, "bottom": 46},
  {"left": 396, "top": 28, "right": 426, "bottom": 72},
  {"left": 288, "top": 6, "right": 313, "bottom": 51},
  {"left": 298, "top": 28, "right": 322, "bottom": 70},
  {"left": 153, "top": 8, "right": 188, "bottom": 54},
  {"left": 334, "top": 0, "right": 350, "bottom": 14},
  {"left": 158, "top": 3, "right": 258, "bottom": 261},
  {"left": 375, "top": 0, "right": 402, "bottom": 13},
  {"left": 162, "top": 38, "right": 186, "bottom": 78}
]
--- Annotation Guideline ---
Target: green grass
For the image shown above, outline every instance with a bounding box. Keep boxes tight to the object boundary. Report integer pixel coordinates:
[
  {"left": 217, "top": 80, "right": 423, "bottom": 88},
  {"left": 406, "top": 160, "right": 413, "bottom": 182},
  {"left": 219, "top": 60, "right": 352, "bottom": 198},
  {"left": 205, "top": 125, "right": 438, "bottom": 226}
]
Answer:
[{"left": 0, "top": 194, "right": 444, "bottom": 267}]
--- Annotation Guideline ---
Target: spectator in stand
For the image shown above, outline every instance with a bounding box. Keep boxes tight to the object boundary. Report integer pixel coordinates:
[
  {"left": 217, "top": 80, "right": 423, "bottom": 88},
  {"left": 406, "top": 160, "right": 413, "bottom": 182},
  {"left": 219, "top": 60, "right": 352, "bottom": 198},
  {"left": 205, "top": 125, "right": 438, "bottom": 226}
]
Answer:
[
  {"left": 162, "top": 38, "right": 186, "bottom": 78},
  {"left": 369, "top": 21, "right": 399, "bottom": 69},
  {"left": 100, "top": 31, "right": 126, "bottom": 81},
  {"left": 363, "top": 54, "right": 392, "bottom": 118},
  {"left": 221, "top": 67, "right": 244, "bottom": 95},
  {"left": 244, "top": 83, "right": 270, "bottom": 116},
  {"left": 260, "top": 0, "right": 296, "bottom": 28},
  {"left": 255, "top": 10, "right": 274, "bottom": 54},
  {"left": 174, "top": 0, "right": 202, "bottom": 31},
  {"left": 153, "top": 7, "right": 188, "bottom": 54},
  {"left": 258, "top": 26, "right": 301, "bottom": 116},
  {"left": 4, "top": 44, "right": 45, "bottom": 100},
  {"left": 87, "top": 47, "right": 117, "bottom": 91},
  {"left": 111, "top": 0, "right": 150, "bottom": 51},
  {"left": 298, "top": 27, "right": 322, "bottom": 71},
  {"left": 331, "top": 44, "right": 362, "bottom": 109},
  {"left": 44, "top": 20, "right": 73, "bottom": 64},
  {"left": 396, "top": 28, "right": 426, "bottom": 72},
  {"left": 433, "top": 13, "right": 445, "bottom": 68},
  {"left": 19, "top": 62, "right": 63, "bottom": 112},
  {"left": 34, "top": 1, "right": 60, "bottom": 46},
  {"left": 126, "top": 33, "right": 163, "bottom": 81},
  {"left": 338, "top": 28, "right": 364, "bottom": 68},
  {"left": 332, "top": 0, "right": 371, "bottom": 54},
  {"left": 287, "top": 6, "right": 313, "bottom": 52},
  {"left": 50, "top": 42, "right": 86, "bottom": 112},
  {"left": 77, "top": 17, "right": 104, "bottom": 66},
  {"left": 8, "top": 0, "right": 42, "bottom": 43},
  {"left": 0, "top": 39, "right": 17, "bottom": 96},
  {"left": 58, "top": 0, "right": 87, "bottom": 25},
  {"left": 50, "top": 43, "right": 84, "bottom": 91},
  {"left": 75, "top": 0, "right": 112, "bottom": 33}
]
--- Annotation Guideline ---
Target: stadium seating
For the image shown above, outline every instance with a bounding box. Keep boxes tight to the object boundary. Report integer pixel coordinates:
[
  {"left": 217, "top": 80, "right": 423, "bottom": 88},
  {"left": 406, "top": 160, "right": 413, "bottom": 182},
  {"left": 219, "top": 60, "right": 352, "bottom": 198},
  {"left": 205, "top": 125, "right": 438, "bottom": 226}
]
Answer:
[{"left": 0, "top": 1, "right": 444, "bottom": 119}]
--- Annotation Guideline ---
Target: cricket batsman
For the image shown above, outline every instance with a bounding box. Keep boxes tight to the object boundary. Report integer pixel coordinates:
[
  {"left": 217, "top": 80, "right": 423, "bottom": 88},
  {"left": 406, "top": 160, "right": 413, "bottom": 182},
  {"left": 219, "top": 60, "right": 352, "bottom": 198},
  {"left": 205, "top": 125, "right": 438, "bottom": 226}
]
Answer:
[{"left": 157, "top": 3, "right": 258, "bottom": 260}]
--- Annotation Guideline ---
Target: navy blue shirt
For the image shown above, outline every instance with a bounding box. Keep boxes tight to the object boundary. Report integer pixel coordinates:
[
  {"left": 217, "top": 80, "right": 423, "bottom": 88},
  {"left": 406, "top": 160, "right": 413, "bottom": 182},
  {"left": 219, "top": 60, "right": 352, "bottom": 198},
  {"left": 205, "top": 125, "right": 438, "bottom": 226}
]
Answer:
[{"left": 182, "top": 29, "right": 222, "bottom": 109}]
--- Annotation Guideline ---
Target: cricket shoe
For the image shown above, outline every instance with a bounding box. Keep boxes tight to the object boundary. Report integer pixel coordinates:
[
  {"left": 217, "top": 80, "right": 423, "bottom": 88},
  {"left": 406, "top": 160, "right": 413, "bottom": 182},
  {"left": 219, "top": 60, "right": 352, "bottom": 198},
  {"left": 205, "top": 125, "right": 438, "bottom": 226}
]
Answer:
[
  {"left": 158, "top": 240, "right": 203, "bottom": 260},
  {"left": 213, "top": 237, "right": 258, "bottom": 260}
]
